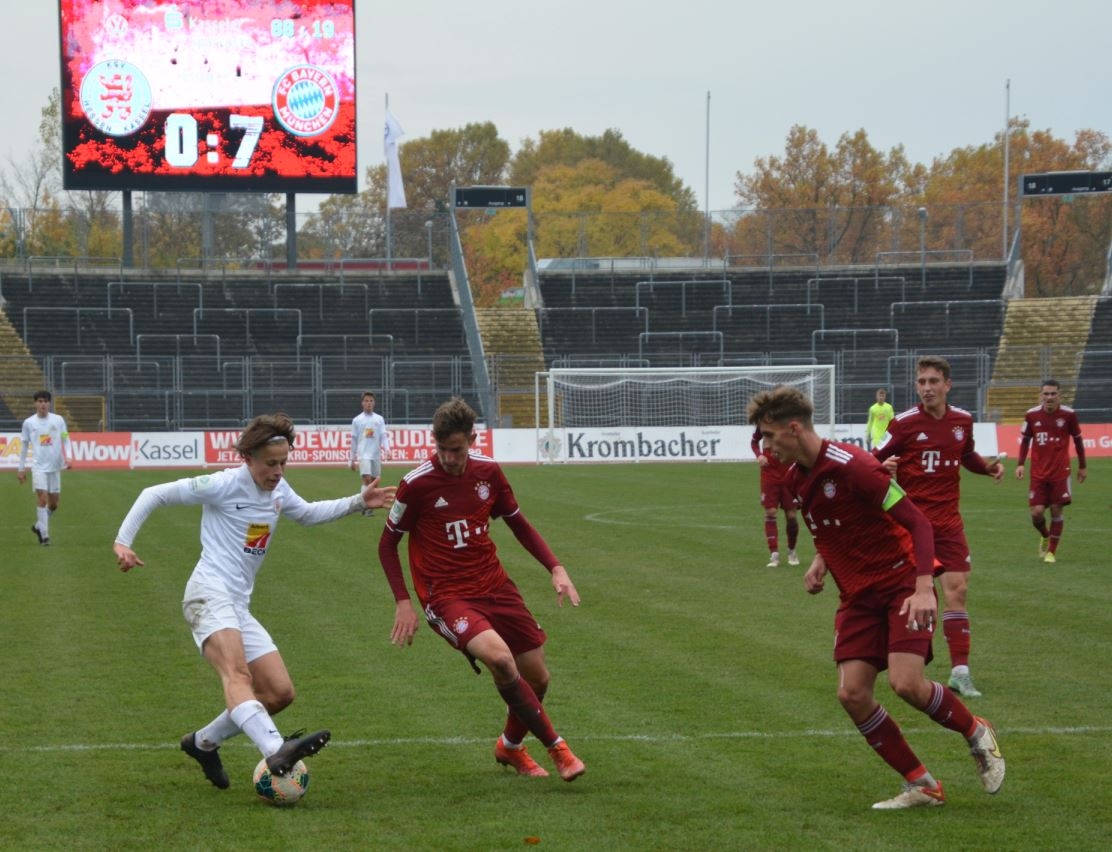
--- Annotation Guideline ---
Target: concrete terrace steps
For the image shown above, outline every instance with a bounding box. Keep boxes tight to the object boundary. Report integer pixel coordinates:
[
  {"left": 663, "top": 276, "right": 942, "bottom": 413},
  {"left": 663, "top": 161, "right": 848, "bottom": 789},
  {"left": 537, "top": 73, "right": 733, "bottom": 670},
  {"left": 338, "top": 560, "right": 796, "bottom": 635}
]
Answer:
[
  {"left": 987, "top": 296, "right": 1097, "bottom": 422},
  {"left": 0, "top": 309, "right": 82, "bottom": 429},
  {"left": 476, "top": 306, "right": 546, "bottom": 428}
]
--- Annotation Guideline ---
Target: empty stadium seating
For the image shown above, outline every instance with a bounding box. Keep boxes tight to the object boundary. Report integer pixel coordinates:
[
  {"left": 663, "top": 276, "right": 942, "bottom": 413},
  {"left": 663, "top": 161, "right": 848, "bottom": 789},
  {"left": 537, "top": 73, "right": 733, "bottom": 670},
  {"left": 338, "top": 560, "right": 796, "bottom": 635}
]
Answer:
[
  {"left": 0, "top": 269, "right": 476, "bottom": 429},
  {"left": 533, "top": 261, "right": 1013, "bottom": 421}
]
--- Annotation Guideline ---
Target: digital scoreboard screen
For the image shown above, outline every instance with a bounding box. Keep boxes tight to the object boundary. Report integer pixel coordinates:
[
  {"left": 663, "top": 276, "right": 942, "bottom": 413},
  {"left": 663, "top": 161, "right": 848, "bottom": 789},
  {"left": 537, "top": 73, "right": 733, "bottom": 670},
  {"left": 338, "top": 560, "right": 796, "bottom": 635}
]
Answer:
[{"left": 59, "top": 0, "right": 357, "bottom": 193}]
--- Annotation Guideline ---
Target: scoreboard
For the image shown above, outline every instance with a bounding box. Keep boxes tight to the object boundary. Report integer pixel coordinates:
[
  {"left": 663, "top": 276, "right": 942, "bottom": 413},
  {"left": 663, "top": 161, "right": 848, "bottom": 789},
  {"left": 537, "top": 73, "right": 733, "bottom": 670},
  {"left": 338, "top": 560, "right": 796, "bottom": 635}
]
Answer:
[
  {"left": 59, "top": 0, "right": 357, "bottom": 193},
  {"left": 1019, "top": 171, "right": 1112, "bottom": 197}
]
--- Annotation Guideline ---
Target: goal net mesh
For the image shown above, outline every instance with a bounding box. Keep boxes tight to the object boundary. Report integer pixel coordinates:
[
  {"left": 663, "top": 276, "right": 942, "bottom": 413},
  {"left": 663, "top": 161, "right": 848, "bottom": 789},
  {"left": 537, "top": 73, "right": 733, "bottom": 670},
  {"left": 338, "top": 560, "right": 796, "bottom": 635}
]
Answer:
[{"left": 539, "top": 366, "right": 835, "bottom": 432}]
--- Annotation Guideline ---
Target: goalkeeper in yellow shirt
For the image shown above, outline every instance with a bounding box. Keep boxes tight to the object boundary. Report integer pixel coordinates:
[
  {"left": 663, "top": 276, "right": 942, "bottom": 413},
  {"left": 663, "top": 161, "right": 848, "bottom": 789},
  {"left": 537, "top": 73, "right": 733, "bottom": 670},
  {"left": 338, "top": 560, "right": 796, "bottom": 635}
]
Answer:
[{"left": 866, "top": 388, "right": 895, "bottom": 450}]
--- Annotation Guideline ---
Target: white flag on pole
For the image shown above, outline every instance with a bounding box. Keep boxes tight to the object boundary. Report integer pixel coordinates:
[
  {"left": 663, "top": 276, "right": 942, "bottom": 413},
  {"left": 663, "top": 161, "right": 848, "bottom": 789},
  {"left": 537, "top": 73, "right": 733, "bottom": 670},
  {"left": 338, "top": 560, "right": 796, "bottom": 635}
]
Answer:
[{"left": 384, "top": 109, "right": 407, "bottom": 209}]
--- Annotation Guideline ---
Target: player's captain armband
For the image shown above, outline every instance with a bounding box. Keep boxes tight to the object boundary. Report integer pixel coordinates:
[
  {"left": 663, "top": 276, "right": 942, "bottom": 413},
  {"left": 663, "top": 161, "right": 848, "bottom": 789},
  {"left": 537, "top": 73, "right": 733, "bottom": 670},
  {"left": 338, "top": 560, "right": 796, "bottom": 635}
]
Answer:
[
  {"left": 388, "top": 500, "right": 406, "bottom": 524},
  {"left": 188, "top": 474, "right": 216, "bottom": 494},
  {"left": 881, "top": 480, "right": 907, "bottom": 511}
]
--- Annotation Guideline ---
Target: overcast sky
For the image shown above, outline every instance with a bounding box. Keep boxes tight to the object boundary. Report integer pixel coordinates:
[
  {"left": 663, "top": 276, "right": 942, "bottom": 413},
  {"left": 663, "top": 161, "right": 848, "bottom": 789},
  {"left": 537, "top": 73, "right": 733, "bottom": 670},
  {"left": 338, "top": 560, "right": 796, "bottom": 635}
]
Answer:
[{"left": 5, "top": 1, "right": 1110, "bottom": 212}]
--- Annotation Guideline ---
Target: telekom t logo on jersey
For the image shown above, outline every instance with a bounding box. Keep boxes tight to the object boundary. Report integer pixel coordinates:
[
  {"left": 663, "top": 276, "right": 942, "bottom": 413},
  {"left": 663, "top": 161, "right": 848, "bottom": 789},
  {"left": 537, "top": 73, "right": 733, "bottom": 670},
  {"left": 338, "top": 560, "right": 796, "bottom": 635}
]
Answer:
[
  {"left": 445, "top": 519, "right": 488, "bottom": 549},
  {"left": 920, "top": 450, "right": 942, "bottom": 473}
]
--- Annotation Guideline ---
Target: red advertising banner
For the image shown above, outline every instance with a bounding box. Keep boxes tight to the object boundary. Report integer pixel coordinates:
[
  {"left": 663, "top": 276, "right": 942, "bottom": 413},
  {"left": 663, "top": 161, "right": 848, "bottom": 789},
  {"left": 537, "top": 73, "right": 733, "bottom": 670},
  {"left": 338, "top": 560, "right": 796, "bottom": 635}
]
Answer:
[
  {"left": 995, "top": 422, "right": 1112, "bottom": 460},
  {"left": 385, "top": 427, "right": 492, "bottom": 465}
]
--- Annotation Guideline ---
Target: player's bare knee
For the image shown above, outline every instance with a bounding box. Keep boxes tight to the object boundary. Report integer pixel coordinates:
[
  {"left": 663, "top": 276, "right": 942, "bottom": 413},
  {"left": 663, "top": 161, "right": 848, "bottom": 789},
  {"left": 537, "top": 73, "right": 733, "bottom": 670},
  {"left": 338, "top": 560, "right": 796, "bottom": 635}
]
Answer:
[
  {"left": 836, "top": 685, "right": 871, "bottom": 715},
  {"left": 261, "top": 684, "right": 295, "bottom": 714},
  {"left": 486, "top": 654, "right": 519, "bottom": 684},
  {"left": 887, "top": 674, "right": 925, "bottom": 706}
]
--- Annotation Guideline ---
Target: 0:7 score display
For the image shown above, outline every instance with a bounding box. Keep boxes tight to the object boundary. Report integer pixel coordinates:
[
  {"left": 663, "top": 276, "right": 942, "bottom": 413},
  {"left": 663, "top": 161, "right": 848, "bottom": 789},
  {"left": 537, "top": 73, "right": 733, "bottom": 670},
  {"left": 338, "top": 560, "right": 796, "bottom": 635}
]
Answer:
[{"left": 164, "top": 113, "right": 263, "bottom": 170}]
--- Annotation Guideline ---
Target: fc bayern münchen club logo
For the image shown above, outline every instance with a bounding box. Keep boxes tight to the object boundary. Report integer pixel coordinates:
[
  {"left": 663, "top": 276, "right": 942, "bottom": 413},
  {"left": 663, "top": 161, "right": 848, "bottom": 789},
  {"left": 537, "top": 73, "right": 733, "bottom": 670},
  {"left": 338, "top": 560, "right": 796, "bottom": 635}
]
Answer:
[
  {"left": 272, "top": 64, "right": 339, "bottom": 137},
  {"left": 79, "top": 59, "right": 152, "bottom": 137}
]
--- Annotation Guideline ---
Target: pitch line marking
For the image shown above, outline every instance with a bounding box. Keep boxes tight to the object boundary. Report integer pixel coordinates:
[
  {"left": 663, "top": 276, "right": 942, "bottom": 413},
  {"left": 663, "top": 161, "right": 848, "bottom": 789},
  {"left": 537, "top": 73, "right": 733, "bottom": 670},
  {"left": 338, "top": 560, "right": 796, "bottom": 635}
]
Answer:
[
  {"left": 584, "top": 507, "right": 736, "bottom": 531},
  {"left": 11, "top": 724, "right": 1112, "bottom": 754}
]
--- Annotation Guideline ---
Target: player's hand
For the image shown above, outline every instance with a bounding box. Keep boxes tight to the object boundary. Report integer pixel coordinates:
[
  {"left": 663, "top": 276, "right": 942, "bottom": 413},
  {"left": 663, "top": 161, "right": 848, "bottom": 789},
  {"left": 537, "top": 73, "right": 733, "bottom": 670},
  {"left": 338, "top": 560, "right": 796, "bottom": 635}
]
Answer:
[
  {"left": 898, "top": 578, "right": 937, "bottom": 632},
  {"left": 114, "top": 543, "right": 144, "bottom": 573},
  {"left": 1078, "top": 467, "right": 1087, "bottom": 484},
  {"left": 880, "top": 456, "right": 899, "bottom": 477},
  {"left": 390, "top": 601, "right": 420, "bottom": 647},
  {"left": 361, "top": 476, "right": 396, "bottom": 510},
  {"left": 1015, "top": 464, "right": 1025, "bottom": 480},
  {"left": 16, "top": 471, "right": 26, "bottom": 485},
  {"left": 756, "top": 455, "right": 769, "bottom": 468},
  {"left": 550, "top": 565, "right": 580, "bottom": 607},
  {"left": 803, "top": 557, "right": 827, "bottom": 595},
  {"left": 989, "top": 462, "right": 1005, "bottom": 482},
  {"left": 350, "top": 461, "right": 358, "bottom": 471}
]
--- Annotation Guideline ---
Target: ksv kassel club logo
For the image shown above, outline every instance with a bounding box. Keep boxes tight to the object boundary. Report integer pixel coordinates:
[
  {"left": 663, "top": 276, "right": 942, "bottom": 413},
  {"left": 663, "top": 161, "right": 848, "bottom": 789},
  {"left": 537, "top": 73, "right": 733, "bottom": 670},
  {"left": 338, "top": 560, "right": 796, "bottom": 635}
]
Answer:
[
  {"left": 272, "top": 64, "right": 339, "bottom": 137},
  {"left": 79, "top": 59, "right": 152, "bottom": 137}
]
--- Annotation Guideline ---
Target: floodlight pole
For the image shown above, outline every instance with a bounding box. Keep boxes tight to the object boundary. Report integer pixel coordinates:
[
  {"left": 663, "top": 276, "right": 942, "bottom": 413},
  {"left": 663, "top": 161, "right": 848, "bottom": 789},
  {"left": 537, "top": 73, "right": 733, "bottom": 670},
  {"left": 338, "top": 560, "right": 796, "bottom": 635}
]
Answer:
[
  {"left": 918, "top": 206, "right": 928, "bottom": 286},
  {"left": 703, "top": 90, "right": 710, "bottom": 265}
]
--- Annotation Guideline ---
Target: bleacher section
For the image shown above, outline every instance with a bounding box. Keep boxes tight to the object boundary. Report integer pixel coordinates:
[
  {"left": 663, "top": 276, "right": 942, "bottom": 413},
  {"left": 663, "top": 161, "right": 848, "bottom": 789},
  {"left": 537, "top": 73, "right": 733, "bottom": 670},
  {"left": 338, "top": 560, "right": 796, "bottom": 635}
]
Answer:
[
  {"left": 535, "top": 262, "right": 1010, "bottom": 421},
  {"left": 1071, "top": 297, "right": 1112, "bottom": 422},
  {"left": 0, "top": 270, "right": 475, "bottom": 429}
]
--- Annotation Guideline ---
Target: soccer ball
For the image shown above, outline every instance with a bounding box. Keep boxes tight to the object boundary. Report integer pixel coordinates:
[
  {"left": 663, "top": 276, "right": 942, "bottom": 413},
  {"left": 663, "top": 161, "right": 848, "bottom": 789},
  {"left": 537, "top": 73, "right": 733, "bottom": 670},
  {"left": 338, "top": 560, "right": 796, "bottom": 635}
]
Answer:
[{"left": 253, "top": 758, "right": 310, "bottom": 806}]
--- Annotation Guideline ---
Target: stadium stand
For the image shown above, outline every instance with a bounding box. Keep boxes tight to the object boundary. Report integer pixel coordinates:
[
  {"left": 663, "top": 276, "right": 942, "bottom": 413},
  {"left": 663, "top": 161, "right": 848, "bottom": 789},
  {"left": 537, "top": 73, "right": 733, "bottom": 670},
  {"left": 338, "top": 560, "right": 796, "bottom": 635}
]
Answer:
[
  {"left": 1071, "top": 296, "right": 1112, "bottom": 422},
  {"left": 0, "top": 268, "right": 476, "bottom": 429},
  {"left": 533, "top": 261, "right": 1012, "bottom": 422}
]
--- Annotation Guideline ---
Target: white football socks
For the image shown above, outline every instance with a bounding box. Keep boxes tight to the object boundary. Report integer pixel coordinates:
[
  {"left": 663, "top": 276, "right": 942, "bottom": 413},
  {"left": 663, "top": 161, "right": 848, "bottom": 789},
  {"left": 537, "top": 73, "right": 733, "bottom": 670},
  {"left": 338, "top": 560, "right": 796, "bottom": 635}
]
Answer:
[
  {"left": 230, "top": 699, "right": 284, "bottom": 756},
  {"left": 197, "top": 710, "right": 242, "bottom": 750}
]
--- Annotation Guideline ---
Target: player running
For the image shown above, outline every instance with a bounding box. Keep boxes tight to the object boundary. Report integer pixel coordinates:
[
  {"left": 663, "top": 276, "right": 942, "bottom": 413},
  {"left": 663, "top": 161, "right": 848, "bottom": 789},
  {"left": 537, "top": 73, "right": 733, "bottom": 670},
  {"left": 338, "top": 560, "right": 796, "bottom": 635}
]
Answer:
[
  {"left": 748, "top": 385, "right": 1004, "bottom": 809},
  {"left": 1016, "top": 379, "right": 1087, "bottom": 563},
  {"left": 873, "top": 356, "right": 1004, "bottom": 698},
  {"left": 378, "top": 397, "right": 585, "bottom": 781}
]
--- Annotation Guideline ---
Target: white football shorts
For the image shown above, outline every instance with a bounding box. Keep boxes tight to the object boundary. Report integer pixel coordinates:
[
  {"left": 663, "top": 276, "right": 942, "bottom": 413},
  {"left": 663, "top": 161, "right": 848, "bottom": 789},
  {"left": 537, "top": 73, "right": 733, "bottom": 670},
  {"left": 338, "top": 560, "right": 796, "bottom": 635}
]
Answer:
[
  {"left": 182, "top": 579, "right": 278, "bottom": 663},
  {"left": 31, "top": 470, "right": 62, "bottom": 493}
]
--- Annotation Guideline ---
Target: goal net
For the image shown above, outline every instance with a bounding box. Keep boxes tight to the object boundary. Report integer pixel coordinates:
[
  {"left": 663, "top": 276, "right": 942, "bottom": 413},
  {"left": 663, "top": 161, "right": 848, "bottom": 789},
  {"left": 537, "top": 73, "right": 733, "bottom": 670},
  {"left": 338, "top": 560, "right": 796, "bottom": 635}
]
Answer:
[{"left": 535, "top": 365, "right": 835, "bottom": 462}]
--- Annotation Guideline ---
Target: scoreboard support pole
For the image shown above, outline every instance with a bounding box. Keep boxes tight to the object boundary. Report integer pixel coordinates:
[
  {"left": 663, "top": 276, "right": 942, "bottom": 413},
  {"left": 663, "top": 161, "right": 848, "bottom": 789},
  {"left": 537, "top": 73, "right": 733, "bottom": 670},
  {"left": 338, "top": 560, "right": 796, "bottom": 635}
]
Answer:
[
  {"left": 122, "top": 191, "right": 133, "bottom": 269},
  {"left": 286, "top": 193, "right": 297, "bottom": 271}
]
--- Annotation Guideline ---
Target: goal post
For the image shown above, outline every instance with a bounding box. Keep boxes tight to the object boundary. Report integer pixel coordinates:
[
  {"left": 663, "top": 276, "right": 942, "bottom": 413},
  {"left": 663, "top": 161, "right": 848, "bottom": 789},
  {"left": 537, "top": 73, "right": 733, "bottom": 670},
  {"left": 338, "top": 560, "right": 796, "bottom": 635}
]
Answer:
[{"left": 534, "top": 365, "right": 835, "bottom": 463}]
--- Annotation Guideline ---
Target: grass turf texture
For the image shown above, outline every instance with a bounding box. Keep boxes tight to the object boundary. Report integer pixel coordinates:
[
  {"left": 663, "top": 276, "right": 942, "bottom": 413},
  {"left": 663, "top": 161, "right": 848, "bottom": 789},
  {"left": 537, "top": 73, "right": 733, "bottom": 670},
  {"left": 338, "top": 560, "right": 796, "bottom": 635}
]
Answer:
[{"left": 2, "top": 461, "right": 1111, "bottom": 850}]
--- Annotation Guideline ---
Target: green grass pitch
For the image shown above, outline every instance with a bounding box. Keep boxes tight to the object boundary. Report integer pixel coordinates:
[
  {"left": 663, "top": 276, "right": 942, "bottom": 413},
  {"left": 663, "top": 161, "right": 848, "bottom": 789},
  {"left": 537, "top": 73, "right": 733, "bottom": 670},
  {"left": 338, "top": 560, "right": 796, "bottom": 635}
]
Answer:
[{"left": 3, "top": 460, "right": 1110, "bottom": 850}]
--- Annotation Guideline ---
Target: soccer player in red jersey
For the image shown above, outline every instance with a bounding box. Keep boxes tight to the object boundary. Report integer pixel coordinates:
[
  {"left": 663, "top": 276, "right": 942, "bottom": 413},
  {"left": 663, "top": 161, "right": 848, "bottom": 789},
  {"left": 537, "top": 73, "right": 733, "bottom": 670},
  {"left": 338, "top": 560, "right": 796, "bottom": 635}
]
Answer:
[
  {"left": 873, "top": 357, "right": 1004, "bottom": 699},
  {"left": 377, "top": 397, "right": 585, "bottom": 781},
  {"left": 748, "top": 385, "right": 1005, "bottom": 809},
  {"left": 751, "top": 426, "right": 800, "bottom": 567},
  {"left": 1016, "top": 379, "right": 1087, "bottom": 563}
]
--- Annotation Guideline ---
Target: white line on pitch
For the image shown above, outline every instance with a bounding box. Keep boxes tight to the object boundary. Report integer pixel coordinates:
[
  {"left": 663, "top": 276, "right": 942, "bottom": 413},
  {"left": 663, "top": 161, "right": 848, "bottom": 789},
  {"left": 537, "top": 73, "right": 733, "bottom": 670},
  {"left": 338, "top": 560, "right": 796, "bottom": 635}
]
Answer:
[{"left": 9, "top": 724, "right": 1112, "bottom": 754}]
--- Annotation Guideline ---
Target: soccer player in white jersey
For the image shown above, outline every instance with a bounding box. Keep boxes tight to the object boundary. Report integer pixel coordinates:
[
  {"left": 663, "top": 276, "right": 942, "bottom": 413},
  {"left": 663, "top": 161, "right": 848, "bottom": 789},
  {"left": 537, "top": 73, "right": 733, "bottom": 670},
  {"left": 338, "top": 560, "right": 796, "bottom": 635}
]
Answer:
[
  {"left": 113, "top": 413, "right": 396, "bottom": 790},
  {"left": 351, "top": 391, "right": 390, "bottom": 487},
  {"left": 17, "top": 390, "right": 73, "bottom": 546}
]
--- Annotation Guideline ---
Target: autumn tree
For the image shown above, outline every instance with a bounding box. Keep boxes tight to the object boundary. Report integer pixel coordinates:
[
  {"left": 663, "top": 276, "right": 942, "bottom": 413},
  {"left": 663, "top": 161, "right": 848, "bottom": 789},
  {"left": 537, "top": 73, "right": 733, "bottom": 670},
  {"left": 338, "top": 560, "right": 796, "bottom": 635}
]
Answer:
[
  {"left": 1, "top": 89, "right": 67, "bottom": 257},
  {"left": 1003, "top": 122, "right": 1112, "bottom": 295},
  {"left": 732, "top": 125, "right": 915, "bottom": 264},
  {"left": 733, "top": 121, "right": 1112, "bottom": 294},
  {"left": 299, "top": 122, "right": 510, "bottom": 263}
]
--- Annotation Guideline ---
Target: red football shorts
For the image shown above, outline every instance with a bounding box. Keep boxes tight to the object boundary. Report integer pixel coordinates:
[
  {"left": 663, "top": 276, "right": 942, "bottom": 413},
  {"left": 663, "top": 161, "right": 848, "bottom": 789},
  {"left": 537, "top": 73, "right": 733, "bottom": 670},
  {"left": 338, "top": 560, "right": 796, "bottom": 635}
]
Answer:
[
  {"left": 832, "top": 581, "right": 935, "bottom": 671},
  {"left": 932, "top": 526, "right": 971, "bottom": 575},
  {"left": 759, "top": 479, "right": 795, "bottom": 511},
  {"left": 423, "top": 579, "right": 547, "bottom": 659},
  {"left": 1028, "top": 476, "right": 1072, "bottom": 508}
]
